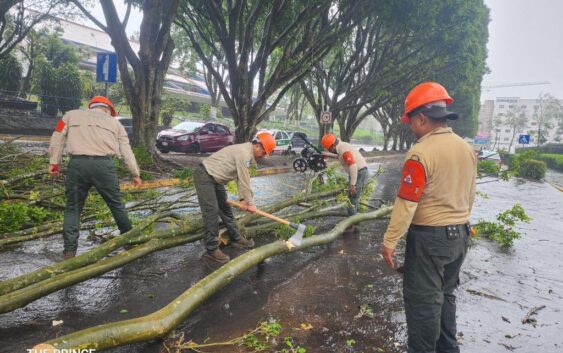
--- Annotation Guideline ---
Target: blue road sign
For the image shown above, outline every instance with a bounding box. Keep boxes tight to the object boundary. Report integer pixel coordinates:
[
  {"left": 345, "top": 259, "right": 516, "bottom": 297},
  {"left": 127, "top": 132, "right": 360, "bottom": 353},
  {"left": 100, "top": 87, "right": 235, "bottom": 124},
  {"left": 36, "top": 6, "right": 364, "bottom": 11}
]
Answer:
[
  {"left": 96, "top": 53, "right": 117, "bottom": 83},
  {"left": 518, "top": 134, "right": 530, "bottom": 144}
]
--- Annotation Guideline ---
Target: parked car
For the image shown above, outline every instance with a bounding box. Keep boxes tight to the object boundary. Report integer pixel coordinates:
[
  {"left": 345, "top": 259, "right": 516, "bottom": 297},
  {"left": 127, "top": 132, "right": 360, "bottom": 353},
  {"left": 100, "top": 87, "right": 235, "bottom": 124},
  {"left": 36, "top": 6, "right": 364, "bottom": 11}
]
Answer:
[
  {"left": 257, "top": 129, "right": 292, "bottom": 155},
  {"left": 116, "top": 116, "right": 133, "bottom": 140},
  {"left": 156, "top": 121, "right": 234, "bottom": 153},
  {"left": 289, "top": 132, "right": 308, "bottom": 154},
  {"left": 477, "top": 149, "right": 502, "bottom": 167}
]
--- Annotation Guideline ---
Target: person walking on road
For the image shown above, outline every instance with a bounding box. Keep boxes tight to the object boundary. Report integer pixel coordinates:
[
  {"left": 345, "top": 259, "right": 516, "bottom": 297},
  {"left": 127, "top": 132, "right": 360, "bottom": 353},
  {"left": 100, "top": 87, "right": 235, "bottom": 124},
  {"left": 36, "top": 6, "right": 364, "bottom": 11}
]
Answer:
[
  {"left": 321, "top": 133, "right": 369, "bottom": 215},
  {"left": 381, "top": 82, "right": 477, "bottom": 353},
  {"left": 194, "top": 132, "right": 276, "bottom": 264},
  {"left": 48, "top": 96, "right": 142, "bottom": 259}
]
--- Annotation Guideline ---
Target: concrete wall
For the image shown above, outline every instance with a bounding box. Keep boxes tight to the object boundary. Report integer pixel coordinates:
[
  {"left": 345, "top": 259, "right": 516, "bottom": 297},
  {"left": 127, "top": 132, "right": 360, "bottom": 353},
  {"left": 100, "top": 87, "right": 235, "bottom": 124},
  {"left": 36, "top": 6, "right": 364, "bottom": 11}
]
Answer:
[{"left": 0, "top": 108, "right": 57, "bottom": 136}]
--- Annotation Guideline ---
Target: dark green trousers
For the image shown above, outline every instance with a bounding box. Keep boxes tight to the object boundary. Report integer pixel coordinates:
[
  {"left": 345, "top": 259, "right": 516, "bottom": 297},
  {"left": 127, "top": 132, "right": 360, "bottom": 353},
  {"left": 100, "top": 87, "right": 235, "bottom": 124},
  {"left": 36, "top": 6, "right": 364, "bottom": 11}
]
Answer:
[
  {"left": 63, "top": 156, "right": 132, "bottom": 251},
  {"left": 193, "top": 164, "right": 242, "bottom": 252},
  {"left": 348, "top": 167, "right": 369, "bottom": 215},
  {"left": 403, "top": 224, "right": 469, "bottom": 353}
]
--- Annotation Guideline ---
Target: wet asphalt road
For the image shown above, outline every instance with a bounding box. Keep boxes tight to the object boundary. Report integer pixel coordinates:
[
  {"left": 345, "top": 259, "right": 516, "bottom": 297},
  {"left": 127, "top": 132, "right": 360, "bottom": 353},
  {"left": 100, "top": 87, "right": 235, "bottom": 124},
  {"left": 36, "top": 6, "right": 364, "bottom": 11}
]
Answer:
[{"left": 1, "top": 155, "right": 563, "bottom": 353}]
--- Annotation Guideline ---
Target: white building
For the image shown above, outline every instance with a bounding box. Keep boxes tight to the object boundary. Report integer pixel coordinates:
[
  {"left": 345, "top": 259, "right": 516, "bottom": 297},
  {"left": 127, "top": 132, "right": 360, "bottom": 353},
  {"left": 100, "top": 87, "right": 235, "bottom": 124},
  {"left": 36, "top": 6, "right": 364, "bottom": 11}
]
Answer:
[{"left": 477, "top": 97, "right": 563, "bottom": 153}]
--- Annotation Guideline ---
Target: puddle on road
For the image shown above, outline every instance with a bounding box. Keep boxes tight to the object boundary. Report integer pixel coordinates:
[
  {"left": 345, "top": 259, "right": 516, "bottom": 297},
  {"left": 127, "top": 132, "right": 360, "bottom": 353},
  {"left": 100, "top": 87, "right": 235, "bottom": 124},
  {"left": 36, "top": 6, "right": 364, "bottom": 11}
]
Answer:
[{"left": 2, "top": 158, "right": 563, "bottom": 353}]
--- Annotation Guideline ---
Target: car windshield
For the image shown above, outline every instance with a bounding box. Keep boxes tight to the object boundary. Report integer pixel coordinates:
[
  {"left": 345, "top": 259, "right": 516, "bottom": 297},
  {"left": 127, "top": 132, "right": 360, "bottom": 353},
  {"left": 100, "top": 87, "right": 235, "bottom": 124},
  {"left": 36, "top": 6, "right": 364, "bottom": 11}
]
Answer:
[{"left": 173, "top": 122, "right": 204, "bottom": 132}]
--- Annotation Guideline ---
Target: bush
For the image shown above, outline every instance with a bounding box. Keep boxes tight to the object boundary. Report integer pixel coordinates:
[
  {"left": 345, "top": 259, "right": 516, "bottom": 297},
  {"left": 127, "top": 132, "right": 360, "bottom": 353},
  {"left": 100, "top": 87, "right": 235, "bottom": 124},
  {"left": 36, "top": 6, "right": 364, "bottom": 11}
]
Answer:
[
  {"left": 536, "top": 153, "right": 563, "bottom": 172},
  {"left": 56, "top": 63, "right": 83, "bottom": 113},
  {"left": 478, "top": 160, "right": 500, "bottom": 176},
  {"left": 0, "top": 54, "right": 22, "bottom": 95},
  {"left": 517, "top": 159, "right": 547, "bottom": 179}
]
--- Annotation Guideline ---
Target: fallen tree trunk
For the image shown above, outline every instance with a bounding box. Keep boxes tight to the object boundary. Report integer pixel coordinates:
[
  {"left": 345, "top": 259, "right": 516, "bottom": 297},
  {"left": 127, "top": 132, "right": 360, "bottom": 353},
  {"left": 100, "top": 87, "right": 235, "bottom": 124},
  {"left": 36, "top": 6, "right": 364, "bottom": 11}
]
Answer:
[
  {"left": 40, "top": 206, "right": 392, "bottom": 351},
  {"left": 0, "top": 232, "right": 203, "bottom": 314},
  {"left": 0, "top": 200, "right": 348, "bottom": 313},
  {"left": 0, "top": 211, "right": 195, "bottom": 296}
]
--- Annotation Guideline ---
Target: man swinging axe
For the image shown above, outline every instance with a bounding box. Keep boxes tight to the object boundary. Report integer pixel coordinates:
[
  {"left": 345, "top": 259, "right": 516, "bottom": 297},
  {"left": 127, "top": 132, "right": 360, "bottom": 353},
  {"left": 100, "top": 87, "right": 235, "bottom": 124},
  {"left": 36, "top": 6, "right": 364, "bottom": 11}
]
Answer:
[{"left": 194, "top": 132, "right": 276, "bottom": 264}]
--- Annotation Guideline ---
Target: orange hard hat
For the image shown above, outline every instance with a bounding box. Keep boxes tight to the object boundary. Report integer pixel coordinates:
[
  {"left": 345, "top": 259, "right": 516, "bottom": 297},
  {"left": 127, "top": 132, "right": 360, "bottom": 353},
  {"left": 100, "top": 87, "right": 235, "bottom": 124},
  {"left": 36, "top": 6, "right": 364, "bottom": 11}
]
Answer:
[
  {"left": 89, "top": 96, "right": 117, "bottom": 117},
  {"left": 256, "top": 132, "right": 276, "bottom": 155},
  {"left": 321, "top": 133, "right": 337, "bottom": 150},
  {"left": 401, "top": 82, "right": 453, "bottom": 123}
]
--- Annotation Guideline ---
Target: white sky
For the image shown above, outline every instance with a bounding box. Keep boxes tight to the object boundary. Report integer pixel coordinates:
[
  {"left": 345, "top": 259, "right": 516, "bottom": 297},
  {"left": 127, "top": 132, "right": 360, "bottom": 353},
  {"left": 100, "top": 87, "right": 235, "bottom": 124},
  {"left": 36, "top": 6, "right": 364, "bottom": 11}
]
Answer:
[
  {"left": 86, "top": 2, "right": 142, "bottom": 37},
  {"left": 481, "top": 0, "right": 563, "bottom": 101},
  {"left": 85, "top": 1, "right": 563, "bottom": 102}
]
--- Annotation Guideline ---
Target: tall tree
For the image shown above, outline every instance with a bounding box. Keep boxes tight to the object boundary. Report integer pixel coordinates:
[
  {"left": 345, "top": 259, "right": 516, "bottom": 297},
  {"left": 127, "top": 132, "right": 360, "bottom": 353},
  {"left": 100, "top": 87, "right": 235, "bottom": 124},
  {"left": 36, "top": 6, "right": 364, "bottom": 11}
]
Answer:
[
  {"left": 0, "top": 0, "right": 75, "bottom": 60},
  {"left": 373, "top": 95, "right": 403, "bottom": 151},
  {"left": 504, "top": 105, "right": 528, "bottom": 152},
  {"left": 304, "top": 0, "right": 489, "bottom": 142},
  {"left": 534, "top": 92, "right": 562, "bottom": 146},
  {"left": 175, "top": 0, "right": 366, "bottom": 142},
  {"left": 71, "top": 0, "right": 180, "bottom": 148},
  {"left": 19, "top": 27, "right": 81, "bottom": 96},
  {"left": 301, "top": 9, "right": 435, "bottom": 142},
  {"left": 434, "top": 0, "right": 490, "bottom": 138}
]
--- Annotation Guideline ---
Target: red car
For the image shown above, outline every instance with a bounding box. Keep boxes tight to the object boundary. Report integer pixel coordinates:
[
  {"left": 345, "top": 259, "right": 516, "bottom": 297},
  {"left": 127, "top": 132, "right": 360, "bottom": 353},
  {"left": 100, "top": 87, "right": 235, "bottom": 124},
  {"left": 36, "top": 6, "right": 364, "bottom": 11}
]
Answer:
[{"left": 156, "top": 121, "right": 234, "bottom": 153}]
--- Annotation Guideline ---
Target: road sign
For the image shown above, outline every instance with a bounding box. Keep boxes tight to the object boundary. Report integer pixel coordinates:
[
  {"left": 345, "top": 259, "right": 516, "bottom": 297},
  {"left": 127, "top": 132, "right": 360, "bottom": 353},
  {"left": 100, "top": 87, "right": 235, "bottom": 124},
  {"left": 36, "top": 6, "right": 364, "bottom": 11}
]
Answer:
[
  {"left": 320, "top": 111, "right": 332, "bottom": 124},
  {"left": 518, "top": 134, "right": 530, "bottom": 144},
  {"left": 96, "top": 52, "right": 117, "bottom": 83}
]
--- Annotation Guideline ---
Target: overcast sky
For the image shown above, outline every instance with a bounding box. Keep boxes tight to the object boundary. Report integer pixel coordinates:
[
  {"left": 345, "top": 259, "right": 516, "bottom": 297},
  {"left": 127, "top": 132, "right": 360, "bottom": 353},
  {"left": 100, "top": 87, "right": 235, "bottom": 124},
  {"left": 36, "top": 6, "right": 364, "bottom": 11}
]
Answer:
[
  {"left": 482, "top": 0, "right": 563, "bottom": 101},
  {"left": 87, "top": 1, "right": 563, "bottom": 102}
]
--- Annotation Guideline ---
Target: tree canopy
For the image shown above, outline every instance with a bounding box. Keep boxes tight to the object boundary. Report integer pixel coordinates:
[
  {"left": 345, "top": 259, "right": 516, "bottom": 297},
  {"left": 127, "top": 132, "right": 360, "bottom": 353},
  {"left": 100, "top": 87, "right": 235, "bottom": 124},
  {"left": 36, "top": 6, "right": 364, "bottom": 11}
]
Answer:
[{"left": 175, "top": 0, "right": 369, "bottom": 142}]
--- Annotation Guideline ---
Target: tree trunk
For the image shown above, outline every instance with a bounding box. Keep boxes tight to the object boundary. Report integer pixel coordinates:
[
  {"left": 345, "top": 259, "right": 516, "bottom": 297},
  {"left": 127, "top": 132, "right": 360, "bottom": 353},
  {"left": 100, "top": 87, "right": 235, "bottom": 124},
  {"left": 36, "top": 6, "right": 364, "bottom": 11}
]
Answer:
[{"left": 40, "top": 207, "right": 393, "bottom": 351}]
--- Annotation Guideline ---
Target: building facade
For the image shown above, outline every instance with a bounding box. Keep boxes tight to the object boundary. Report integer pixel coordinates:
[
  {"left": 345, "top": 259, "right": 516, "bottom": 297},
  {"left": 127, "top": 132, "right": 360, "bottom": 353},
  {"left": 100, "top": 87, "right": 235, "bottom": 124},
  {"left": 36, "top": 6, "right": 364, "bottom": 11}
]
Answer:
[{"left": 477, "top": 97, "right": 563, "bottom": 153}]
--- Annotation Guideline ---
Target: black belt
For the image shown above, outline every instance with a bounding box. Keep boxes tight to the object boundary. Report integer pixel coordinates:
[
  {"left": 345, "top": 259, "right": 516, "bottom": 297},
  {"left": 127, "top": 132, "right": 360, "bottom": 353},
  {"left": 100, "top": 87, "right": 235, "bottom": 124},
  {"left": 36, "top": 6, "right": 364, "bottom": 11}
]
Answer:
[
  {"left": 411, "top": 223, "right": 468, "bottom": 231},
  {"left": 71, "top": 155, "right": 112, "bottom": 160},
  {"left": 411, "top": 223, "right": 470, "bottom": 238},
  {"left": 359, "top": 167, "right": 368, "bottom": 172}
]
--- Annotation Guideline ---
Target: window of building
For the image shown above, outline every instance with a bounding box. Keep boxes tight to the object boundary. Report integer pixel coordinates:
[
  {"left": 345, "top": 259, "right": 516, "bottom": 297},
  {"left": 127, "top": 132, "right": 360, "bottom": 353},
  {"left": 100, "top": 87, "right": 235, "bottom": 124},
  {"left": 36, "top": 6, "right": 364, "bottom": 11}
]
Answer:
[
  {"left": 508, "top": 105, "right": 515, "bottom": 108},
  {"left": 499, "top": 105, "right": 505, "bottom": 108},
  {"left": 495, "top": 128, "right": 501, "bottom": 132},
  {"left": 505, "top": 129, "right": 511, "bottom": 133},
  {"left": 521, "top": 105, "right": 527, "bottom": 108},
  {"left": 534, "top": 105, "right": 539, "bottom": 111},
  {"left": 531, "top": 122, "right": 537, "bottom": 126},
  {"left": 504, "top": 137, "right": 510, "bottom": 141}
]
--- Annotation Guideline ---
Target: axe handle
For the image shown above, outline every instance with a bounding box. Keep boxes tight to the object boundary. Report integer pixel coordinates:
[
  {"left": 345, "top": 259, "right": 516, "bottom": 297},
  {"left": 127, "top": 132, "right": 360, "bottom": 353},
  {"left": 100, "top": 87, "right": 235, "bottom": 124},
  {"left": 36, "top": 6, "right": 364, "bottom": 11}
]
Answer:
[{"left": 227, "top": 199, "right": 290, "bottom": 226}]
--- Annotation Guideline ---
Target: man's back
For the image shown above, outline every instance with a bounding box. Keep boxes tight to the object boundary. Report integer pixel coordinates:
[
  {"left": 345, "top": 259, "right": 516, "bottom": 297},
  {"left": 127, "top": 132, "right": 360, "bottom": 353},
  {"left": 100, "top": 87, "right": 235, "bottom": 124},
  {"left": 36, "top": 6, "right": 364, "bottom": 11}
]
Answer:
[{"left": 408, "top": 127, "right": 477, "bottom": 226}]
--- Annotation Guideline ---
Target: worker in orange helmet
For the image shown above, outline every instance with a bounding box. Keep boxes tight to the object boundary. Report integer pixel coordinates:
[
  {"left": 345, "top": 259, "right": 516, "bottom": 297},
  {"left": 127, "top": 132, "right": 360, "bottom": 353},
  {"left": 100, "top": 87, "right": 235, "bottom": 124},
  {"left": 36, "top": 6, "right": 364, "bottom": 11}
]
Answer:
[
  {"left": 381, "top": 82, "right": 477, "bottom": 353},
  {"left": 321, "top": 132, "right": 369, "bottom": 215},
  {"left": 48, "top": 96, "right": 142, "bottom": 259},
  {"left": 193, "top": 132, "right": 276, "bottom": 264}
]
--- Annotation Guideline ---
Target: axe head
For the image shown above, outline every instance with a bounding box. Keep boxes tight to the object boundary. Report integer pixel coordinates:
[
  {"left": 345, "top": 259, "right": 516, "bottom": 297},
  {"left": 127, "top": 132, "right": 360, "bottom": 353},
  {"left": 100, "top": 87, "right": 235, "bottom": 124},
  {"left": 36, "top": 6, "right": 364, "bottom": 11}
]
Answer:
[{"left": 287, "top": 223, "right": 306, "bottom": 247}]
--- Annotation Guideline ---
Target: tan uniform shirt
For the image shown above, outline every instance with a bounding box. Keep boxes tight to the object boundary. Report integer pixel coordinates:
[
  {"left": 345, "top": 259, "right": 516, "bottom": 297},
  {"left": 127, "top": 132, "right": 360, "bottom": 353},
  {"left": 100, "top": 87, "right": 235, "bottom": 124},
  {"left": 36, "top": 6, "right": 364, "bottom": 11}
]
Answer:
[
  {"left": 383, "top": 127, "right": 477, "bottom": 249},
  {"left": 330, "top": 141, "right": 367, "bottom": 185},
  {"left": 202, "top": 143, "right": 256, "bottom": 205},
  {"left": 48, "top": 108, "right": 140, "bottom": 177}
]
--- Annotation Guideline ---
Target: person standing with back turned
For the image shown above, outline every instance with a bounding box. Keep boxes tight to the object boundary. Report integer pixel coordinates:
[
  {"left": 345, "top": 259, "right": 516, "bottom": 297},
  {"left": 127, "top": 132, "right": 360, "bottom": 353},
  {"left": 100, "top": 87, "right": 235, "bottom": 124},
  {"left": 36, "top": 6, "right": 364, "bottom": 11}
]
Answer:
[
  {"left": 48, "top": 96, "right": 142, "bottom": 259},
  {"left": 380, "top": 82, "right": 477, "bottom": 353}
]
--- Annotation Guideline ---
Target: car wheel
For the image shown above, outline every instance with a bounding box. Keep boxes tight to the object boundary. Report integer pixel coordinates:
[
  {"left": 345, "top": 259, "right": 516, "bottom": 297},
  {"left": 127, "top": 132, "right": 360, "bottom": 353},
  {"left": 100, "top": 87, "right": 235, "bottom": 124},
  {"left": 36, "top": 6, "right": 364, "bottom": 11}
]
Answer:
[
  {"left": 159, "top": 149, "right": 169, "bottom": 154},
  {"left": 187, "top": 143, "right": 200, "bottom": 154}
]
